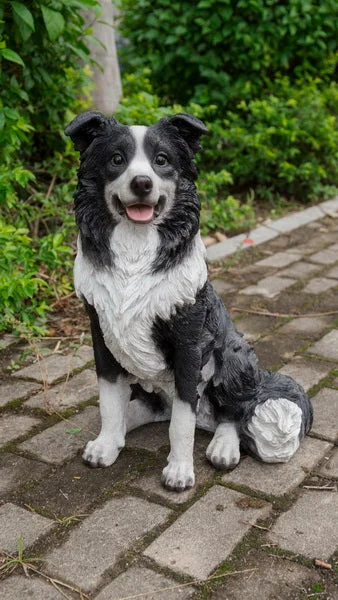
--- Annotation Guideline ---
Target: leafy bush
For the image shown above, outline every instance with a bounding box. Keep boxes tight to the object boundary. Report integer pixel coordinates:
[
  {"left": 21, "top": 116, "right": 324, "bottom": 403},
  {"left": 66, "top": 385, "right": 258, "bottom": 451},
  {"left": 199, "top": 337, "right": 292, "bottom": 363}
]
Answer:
[
  {"left": 203, "top": 79, "right": 338, "bottom": 202},
  {"left": 118, "top": 0, "right": 338, "bottom": 107},
  {"left": 0, "top": 0, "right": 99, "bottom": 333}
]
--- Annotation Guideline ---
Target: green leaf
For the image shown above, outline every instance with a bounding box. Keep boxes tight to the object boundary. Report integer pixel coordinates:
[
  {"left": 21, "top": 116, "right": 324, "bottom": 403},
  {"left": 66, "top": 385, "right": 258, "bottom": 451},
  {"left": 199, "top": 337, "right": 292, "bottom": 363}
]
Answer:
[
  {"left": 12, "top": 2, "right": 35, "bottom": 41},
  {"left": 41, "top": 6, "right": 65, "bottom": 41},
  {"left": 0, "top": 48, "right": 24, "bottom": 66},
  {"left": 65, "top": 427, "right": 83, "bottom": 434}
]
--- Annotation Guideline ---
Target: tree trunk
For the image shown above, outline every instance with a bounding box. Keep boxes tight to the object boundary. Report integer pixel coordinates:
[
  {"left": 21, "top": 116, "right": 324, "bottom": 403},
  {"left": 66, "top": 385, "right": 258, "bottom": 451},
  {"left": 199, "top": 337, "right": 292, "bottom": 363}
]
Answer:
[{"left": 89, "top": 0, "right": 122, "bottom": 115}]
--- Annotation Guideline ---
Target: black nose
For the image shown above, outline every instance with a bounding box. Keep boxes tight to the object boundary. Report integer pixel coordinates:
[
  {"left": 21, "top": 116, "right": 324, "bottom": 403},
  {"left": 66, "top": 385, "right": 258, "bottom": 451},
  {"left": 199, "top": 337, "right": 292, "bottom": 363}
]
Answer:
[{"left": 130, "top": 175, "right": 153, "bottom": 196}]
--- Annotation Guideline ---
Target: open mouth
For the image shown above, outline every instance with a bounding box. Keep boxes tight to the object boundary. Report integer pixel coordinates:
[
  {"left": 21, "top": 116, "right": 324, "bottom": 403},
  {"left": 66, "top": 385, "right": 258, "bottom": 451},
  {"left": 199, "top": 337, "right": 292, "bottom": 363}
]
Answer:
[{"left": 114, "top": 195, "right": 166, "bottom": 224}]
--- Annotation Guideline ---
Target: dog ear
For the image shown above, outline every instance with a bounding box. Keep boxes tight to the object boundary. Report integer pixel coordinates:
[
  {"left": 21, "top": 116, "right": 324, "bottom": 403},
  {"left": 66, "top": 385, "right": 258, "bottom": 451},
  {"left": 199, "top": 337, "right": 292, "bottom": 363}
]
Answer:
[
  {"left": 168, "top": 113, "right": 209, "bottom": 154},
  {"left": 65, "top": 110, "right": 111, "bottom": 153}
]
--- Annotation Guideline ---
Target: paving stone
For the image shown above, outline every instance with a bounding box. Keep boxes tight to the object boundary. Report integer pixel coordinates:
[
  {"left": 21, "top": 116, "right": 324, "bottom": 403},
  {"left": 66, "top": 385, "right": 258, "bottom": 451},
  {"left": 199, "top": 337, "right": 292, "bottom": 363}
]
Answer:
[
  {"left": 234, "top": 315, "right": 281, "bottom": 342},
  {"left": 211, "top": 550, "right": 321, "bottom": 600},
  {"left": 308, "top": 329, "right": 338, "bottom": 361},
  {"left": 95, "top": 566, "right": 195, "bottom": 600},
  {"left": 0, "top": 502, "right": 54, "bottom": 553},
  {"left": 126, "top": 422, "right": 169, "bottom": 452},
  {"left": 0, "top": 453, "right": 49, "bottom": 494},
  {"left": 0, "top": 335, "right": 19, "bottom": 350},
  {"left": 211, "top": 278, "right": 236, "bottom": 295},
  {"left": 320, "top": 196, "right": 338, "bottom": 215},
  {"left": 0, "top": 414, "right": 41, "bottom": 447},
  {"left": 327, "top": 265, "right": 338, "bottom": 279},
  {"left": 309, "top": 243, "right": 338, "bottom": 265},
  {"left": 134, "top": 432, "right": 214, "bottom": 505},
  {"left": 222, "top": 438, "right": 331, "bottom": 496},
  {"left": 25, "top": 369, "right": 98, "bottom": 411},
  {"left": 244, "top": 225, "right": 279, "bottom": 246},
  {"left": 310, "top": 388, "right": 338, "bottom": 442},
  {"left": 278, "top": 261, "right": 321, "bottom": 279},
  {"left": 206, "top": 234, "right": 246, "bottom": 261},
  {"left": 255, "top": 252, "right": 300, "bottom": 268},
  {"left": 46, "top": 496, "right": 170, "bottom": 592},
  {"left": 278, "top": 357, "right": 333, "bottom": 392},
  {"left": 0, "top": 379, "right": 41, "bottom": 407},
  {"left": 144, "top": 485, "right": 271, "bottom": 580},
  {"left": 317, "top": 447, "right": 338, "bottom": 479},
  {"left": 268, "top": 490, "right": 338, "bottom": 560},
  {"left": 269, "top": 206, "right": 324, "bottom": 233},
  {"left": 14, "top": 345, "right": 94, "bottom": 384},
  {"left": 303, "top": 277, "right": 338, "bottom": 294},
  {"left": 19, "top": 406, "right": 99, "bottom": 464},
  {"left": 277, "top": 316, "right": 331, "bottom": 336},
  {"left": 0, "top": 576, "right": 65, "bottom": 600},
  {"left": 240, "top": 275, "right": 296, "bottom": 298}
]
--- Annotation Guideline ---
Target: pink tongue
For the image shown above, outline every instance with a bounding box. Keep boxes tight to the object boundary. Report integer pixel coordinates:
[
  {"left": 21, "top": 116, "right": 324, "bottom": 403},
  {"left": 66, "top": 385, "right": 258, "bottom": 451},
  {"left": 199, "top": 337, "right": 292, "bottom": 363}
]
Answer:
[{"left": 126, "top": 204, "right": 154, "bottom": 222}]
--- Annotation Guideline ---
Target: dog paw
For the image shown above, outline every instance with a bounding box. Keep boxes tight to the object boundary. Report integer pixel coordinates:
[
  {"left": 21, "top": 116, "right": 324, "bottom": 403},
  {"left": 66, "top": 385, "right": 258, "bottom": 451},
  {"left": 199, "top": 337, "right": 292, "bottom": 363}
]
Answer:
[
  {"left": 161, "top": 461, "right": 195, "bottom": 492},
  {"left": 83, "top": 437, "right": 121, "bottom": 468},
  {"left": 206, "top": 434, "right": 240, "bottom": 470}
]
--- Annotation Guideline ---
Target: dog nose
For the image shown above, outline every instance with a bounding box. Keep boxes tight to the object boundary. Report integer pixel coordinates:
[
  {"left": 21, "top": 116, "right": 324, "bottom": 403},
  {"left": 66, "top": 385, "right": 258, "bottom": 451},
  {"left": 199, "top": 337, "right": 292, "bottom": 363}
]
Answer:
[{"left": 130, "top": 175, "right": 153, "bottom": 196}]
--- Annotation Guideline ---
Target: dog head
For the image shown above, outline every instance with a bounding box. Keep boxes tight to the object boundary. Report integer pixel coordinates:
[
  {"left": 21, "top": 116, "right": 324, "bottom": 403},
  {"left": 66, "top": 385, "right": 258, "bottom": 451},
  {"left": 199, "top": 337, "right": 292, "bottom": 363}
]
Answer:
[{"left": 66, "top": 111, "right": 208, "bottom": 225}]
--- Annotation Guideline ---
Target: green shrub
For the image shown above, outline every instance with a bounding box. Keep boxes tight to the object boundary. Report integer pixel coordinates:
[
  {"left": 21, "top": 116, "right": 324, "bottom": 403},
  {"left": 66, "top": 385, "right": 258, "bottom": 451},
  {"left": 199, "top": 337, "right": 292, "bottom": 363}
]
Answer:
[
  {"left": 0, "top": 0, "right": 99, "bottom": 334},
  {"left": 118, "top": 0, "right": 338, "bottom": 108},
  {"left": 204, "top": 79, "right": 338, "bottom": 201}
]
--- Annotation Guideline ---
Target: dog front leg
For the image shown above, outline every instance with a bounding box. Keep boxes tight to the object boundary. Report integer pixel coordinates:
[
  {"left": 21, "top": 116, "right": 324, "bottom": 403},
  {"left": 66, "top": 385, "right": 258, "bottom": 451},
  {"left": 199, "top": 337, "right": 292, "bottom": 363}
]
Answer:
[
  {"left": 161, "top": 396, "right": 196, "bottom": 492},
  {"left": 83, "top": 375, "right": 130, "bottom": 467}
]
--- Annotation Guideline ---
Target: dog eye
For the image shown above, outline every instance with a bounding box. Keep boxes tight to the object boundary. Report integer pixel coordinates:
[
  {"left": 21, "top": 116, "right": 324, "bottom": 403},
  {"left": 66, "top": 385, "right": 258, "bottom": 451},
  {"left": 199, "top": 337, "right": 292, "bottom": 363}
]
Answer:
[
  {"left": 154, "top": 153, "right": 168, "bottom": 166},
  {"left": 112, "top": 153, "right": 124, "bottom": 166}
]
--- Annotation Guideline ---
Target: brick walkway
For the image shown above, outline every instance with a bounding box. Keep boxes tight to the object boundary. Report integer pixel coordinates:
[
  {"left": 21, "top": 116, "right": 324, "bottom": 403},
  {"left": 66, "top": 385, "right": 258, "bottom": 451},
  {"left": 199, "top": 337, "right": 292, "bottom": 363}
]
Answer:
[{"left": 1, "top": 208, "right": 338, "bottom": 600}]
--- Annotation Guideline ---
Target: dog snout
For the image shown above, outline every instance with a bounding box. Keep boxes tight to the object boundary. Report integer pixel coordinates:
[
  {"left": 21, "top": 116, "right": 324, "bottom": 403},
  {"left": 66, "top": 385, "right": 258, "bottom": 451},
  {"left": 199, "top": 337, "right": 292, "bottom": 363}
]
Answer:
[{"left": 130, "top": 175, "right": 153, "bottom": 197}]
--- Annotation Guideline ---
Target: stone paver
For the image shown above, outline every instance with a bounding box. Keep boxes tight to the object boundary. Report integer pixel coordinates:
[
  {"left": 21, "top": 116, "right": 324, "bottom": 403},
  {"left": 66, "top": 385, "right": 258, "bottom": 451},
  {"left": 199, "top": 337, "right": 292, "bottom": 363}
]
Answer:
[
  {"left": 277, "top": 316, "right": 331, "bottom": 336},
  {"left": 0, "top": 334, "right": 19, "bottom": 350},
  {"left": 0, "top": 379, "right": 41, "bottom": 407},
  {"left": 211, "top": 278, "right": 236, "bottom": 294},
  {"left": 327, "top": 265, "right": 338, "bottom": 279},
  {"left": 268, "top": 206, "right": 324, "bottom": 233},
  {"left": 126, "top": 422, "right": 169, "bottom": 452},
  {"left": 240, "top": 275, "right": 296, "bottom": 298},
  {"left": 211, "top": 550, "right": 322, "bottom": 600},
  {"left": 95, "top": 566, "right": 195, "bottom": 600},
  {"left": 255, "top": 252, "right": 300, "bottom": 268},
  {"left": 309, "top": 243, "right": 338, "bottom": 265},
  {"left": 46, "top": 496, "right": 170, "bottom": 592},
  {"left": 0, "top": 414, "right": 40, "bottom": 447},
  {"left": 19, "top": 406, "right": 99, "bottom": 464},
  {"left": 243, "top": 224, "right": 278, "bottom": 245},
  {"left": 278, "top": 260, "right": 321, "bottom": 279},
  {"left": 268, "top": 490, "right": 338, "bottom": 560},
  {"left": 307, "top": 329, "right": 338, "bottom": 361},
  {"left": 317, "top": 447, "right": 338, "bottom": 479},
  {"left": 0, "top": 453, "right": 49, "bottom": 494},
  {"left": 144, "top": 485, "right": 271, "bottom": 579},
  {"left": 0, "top": 576, "right": 65, "bottom": 600},
  {"left": 234, "top": 315, "right": 281, "bottom": 342},
  {"left": 303, "top": 277, "right": 338, "bottom": 294},
  {"left": 222, "top": 438, "right": 331, "bottom": 496},
  {"left": 14, "top": 345, "right": 94, "bottom": 384},
  {"left": 310, "top": 388, "right": 338, "bottom": 442},
  {"left": 0, "top": 502, "right": 54, "bottom": 553},
  {"left": 278, "top": 357, "right": 333, "bottom": 392},
  {"left": 25, "top": 368, "right": 97, "bottom": 410}
]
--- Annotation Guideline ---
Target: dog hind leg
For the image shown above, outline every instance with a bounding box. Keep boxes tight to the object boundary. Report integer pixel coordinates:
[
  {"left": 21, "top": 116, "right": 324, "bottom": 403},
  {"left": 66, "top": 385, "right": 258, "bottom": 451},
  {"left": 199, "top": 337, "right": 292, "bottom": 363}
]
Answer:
[{"left": 206, "top": 421, "right": 240, "bottom": 469}]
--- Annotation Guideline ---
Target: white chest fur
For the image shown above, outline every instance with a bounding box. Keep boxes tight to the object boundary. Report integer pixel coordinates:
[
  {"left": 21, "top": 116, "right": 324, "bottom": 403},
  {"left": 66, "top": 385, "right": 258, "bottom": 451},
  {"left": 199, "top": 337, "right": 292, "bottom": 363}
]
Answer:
[{"left": 74, "top": 222, "right": 207, "bottom": 381}]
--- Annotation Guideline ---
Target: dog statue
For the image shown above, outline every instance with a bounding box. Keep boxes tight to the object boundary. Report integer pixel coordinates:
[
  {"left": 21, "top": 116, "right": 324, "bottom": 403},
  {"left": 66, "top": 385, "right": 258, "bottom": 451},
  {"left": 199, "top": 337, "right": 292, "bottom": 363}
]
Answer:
[{"left": 65, "top": 111, "right": 313, "bottom": 491}]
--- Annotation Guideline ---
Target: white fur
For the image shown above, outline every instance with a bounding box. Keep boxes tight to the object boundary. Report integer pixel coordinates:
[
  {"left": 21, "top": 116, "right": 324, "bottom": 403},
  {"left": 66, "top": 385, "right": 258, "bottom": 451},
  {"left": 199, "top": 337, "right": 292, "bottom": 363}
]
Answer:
[
  {"left": 126, "top": 397, "right": 170, "bottom": 432},
  {"left": 74, "top": 229, "right": 207, "bottom": 381},
  {"left": 162, "top": 397, "right": 196, "bottom": 490},
  {"left": 105, "top": 126, "right": 177, "bottom": 221},
  {"left": 248, "top": 397, "right": 302, "bottom": 463},
  {"left": 83, "top": 376, "right": 130, "bottom": 466},
  {"left": 206, "top": 421, "right": 240, "bottom": 468}
]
